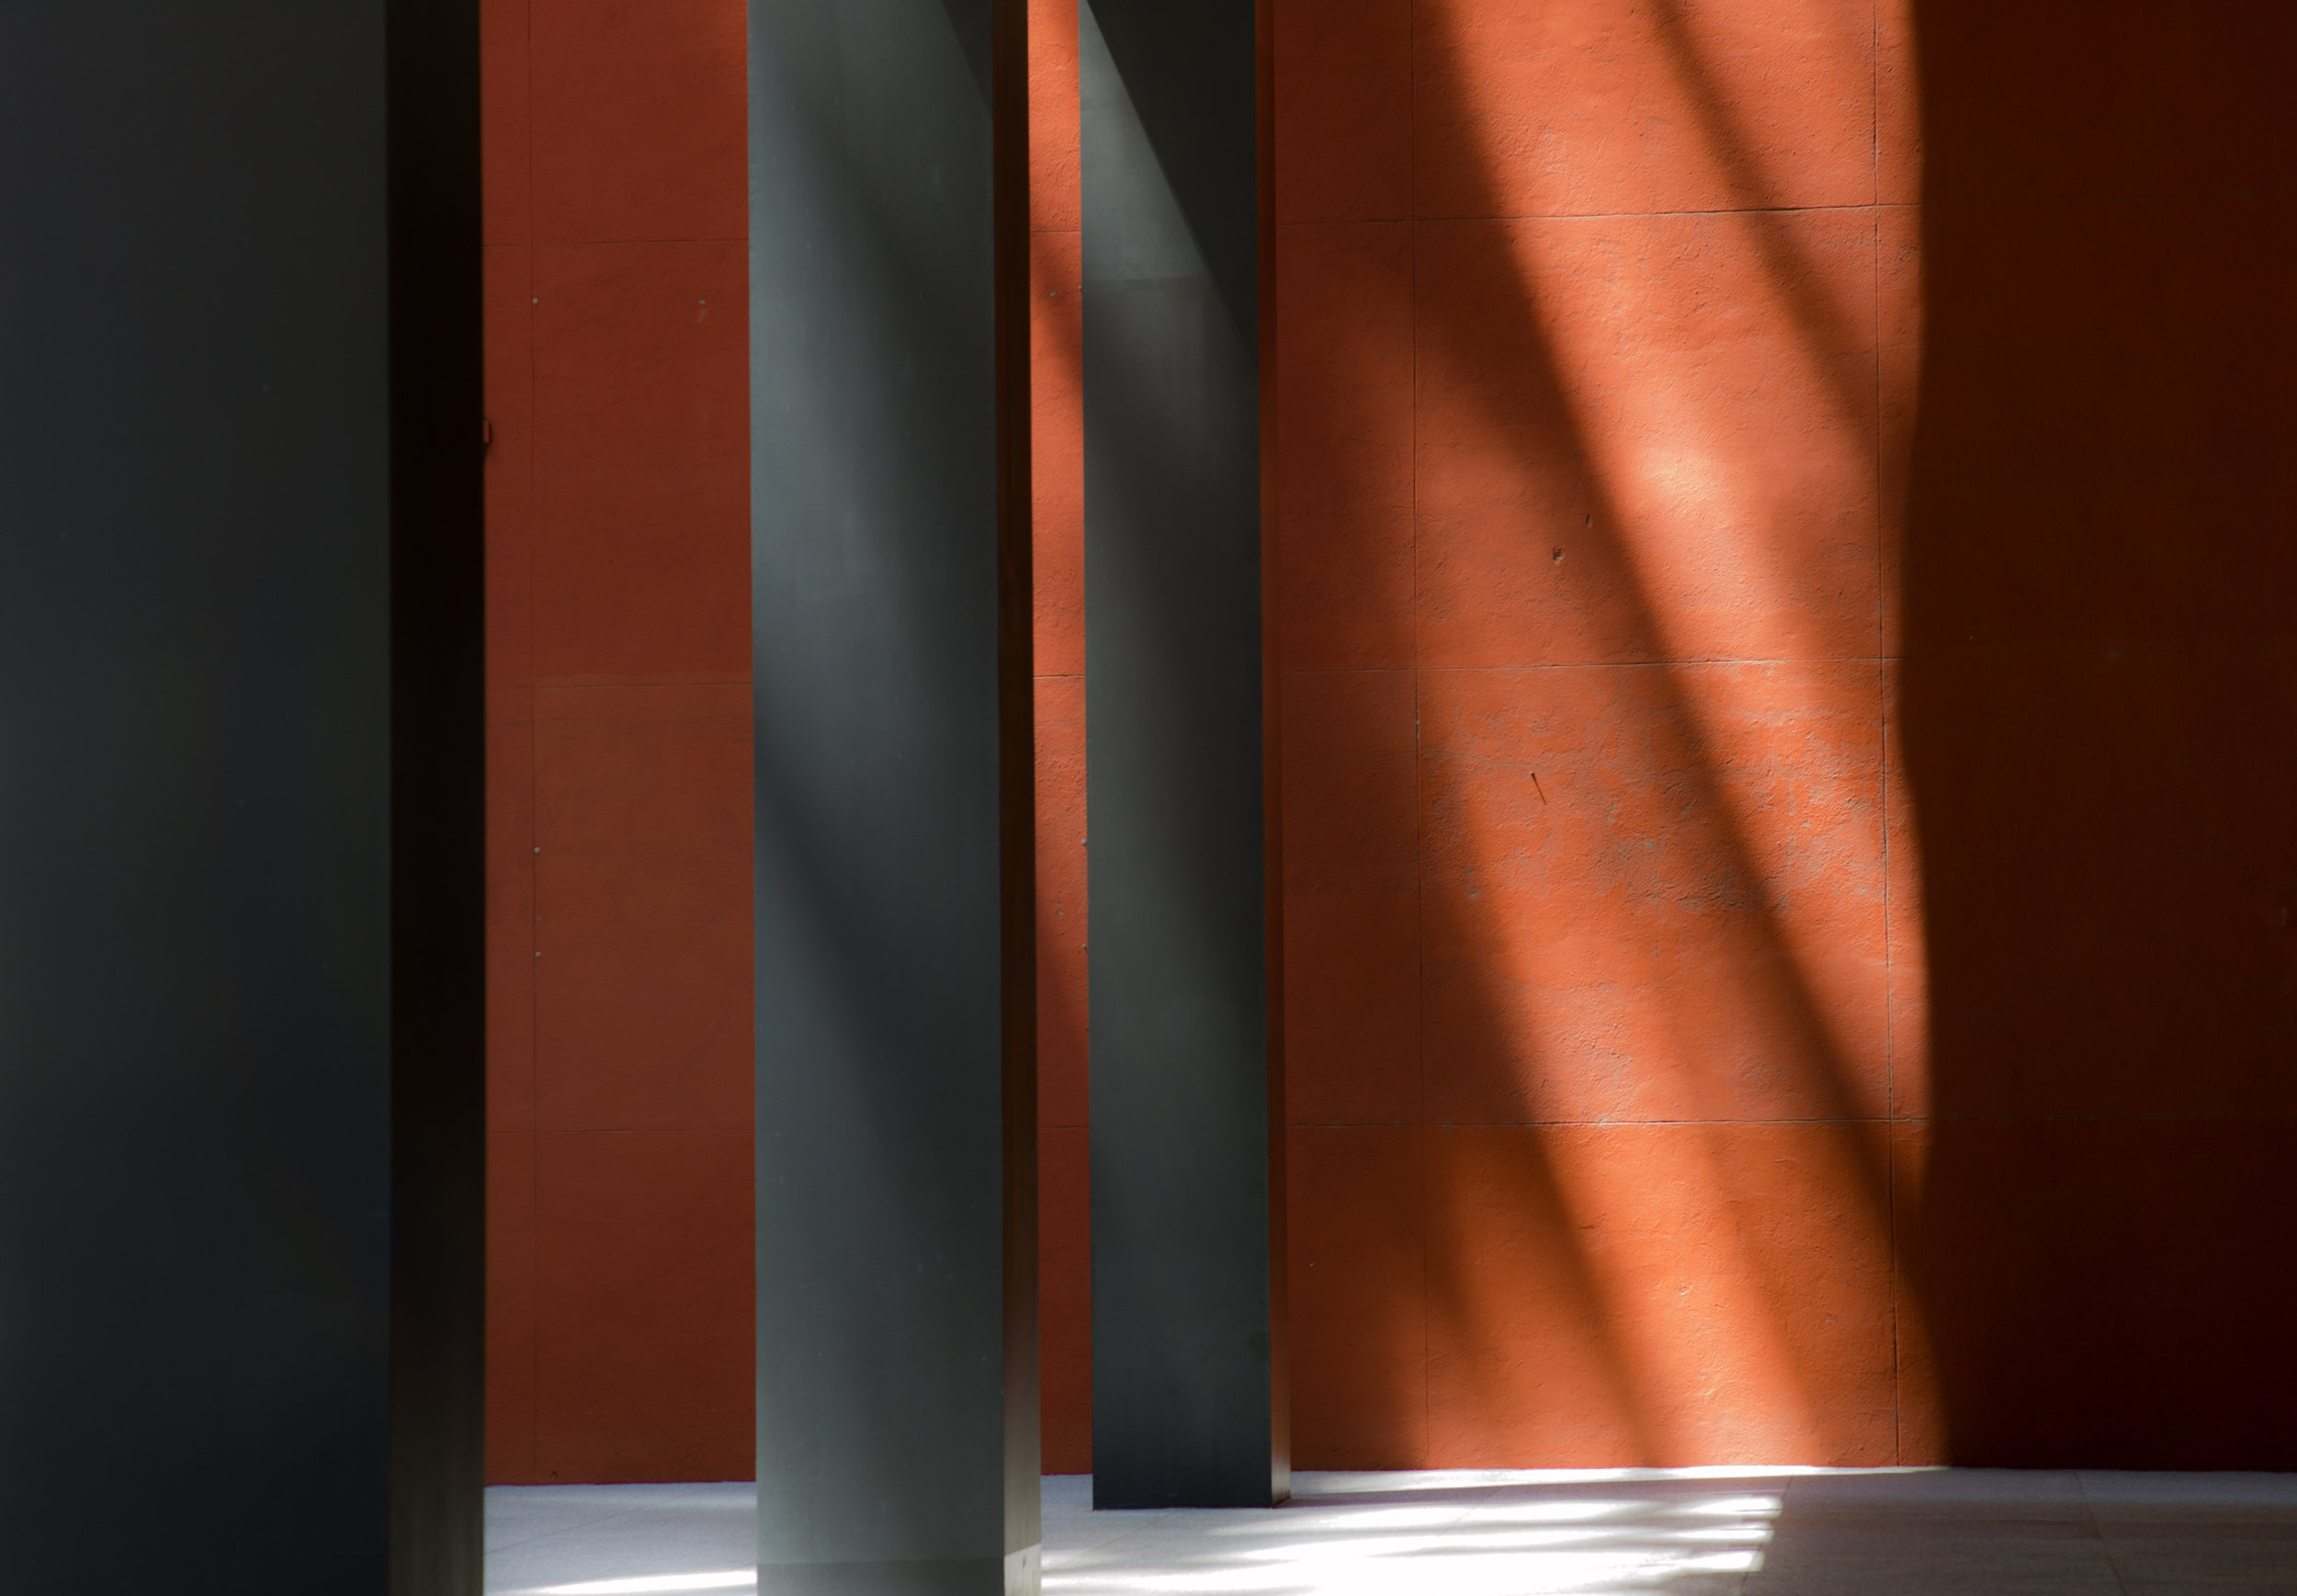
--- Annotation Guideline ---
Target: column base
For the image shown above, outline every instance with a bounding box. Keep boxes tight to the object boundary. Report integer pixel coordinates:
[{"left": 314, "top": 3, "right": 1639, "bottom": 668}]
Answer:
[{"left": 756, "top": 1548, "right": 1040, "bottom": 1596}]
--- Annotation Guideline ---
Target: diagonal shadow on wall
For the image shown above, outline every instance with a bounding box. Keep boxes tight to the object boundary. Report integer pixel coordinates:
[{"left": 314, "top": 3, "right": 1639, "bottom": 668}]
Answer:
[{"left": 1279, "top": 0, "right": 1907, "bottom": 1468}]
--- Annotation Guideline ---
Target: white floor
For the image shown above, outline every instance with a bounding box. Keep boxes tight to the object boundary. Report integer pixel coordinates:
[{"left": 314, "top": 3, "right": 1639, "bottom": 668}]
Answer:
[{"left": 485, "top": 1468, "right": 2297, "bottom": 1595}]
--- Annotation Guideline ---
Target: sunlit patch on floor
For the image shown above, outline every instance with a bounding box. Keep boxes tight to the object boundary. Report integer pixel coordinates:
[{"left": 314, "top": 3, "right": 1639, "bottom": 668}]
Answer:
[
  {"left": 1043, "top": 1477, "right": 1784, "bottom": 1596},
  {"left": 533, "top": 1575, "right": 754, "bottom": 1596}
]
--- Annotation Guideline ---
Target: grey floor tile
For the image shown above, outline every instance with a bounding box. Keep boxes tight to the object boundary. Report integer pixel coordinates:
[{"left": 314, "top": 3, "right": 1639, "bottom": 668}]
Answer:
[
  {"left": 486, "top": 1486, "right": 757, "bottom": 1596},
  {"left": 1787, "top": 1468, "right": 2091, "bottom": 1519},
  {"left": 2078, "top": 1468, "right": 2297, "bottom": 1589},
  {"left": 485, "top": 1500, "right": 625, "bottom": 1557},
  {"left": 1042, "top": 1511, "right": 1186, "bottom": 1561},
  {"left": 2103, "top": 1534, "right": 2297, "bottom": 1586},
  {"left": 1745, "top": 1575, "right": 2123, "bottom": 1596},
  {"left": 2081, "top": 1469, "right": 2297, "bottom": 1522},
  {"left": 483, "top": 1483, "right": 689, "bottom": 1536},
  {"left": 1041, "top": 1475, "right": 1094, "bottom": 1512},
  {"left": 1759, "top": 1523, "right": 2109, "bottom": 1557}
]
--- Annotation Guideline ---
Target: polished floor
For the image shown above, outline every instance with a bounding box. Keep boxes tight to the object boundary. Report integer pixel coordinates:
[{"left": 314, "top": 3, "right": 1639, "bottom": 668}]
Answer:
[{"left": 485, "top": 1468, "right": 2297, "bottom": 1595}]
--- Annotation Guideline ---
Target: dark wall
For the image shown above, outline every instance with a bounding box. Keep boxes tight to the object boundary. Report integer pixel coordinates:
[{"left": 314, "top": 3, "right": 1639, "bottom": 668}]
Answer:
[{"left": 1901, "top": 3, "right": 2297, "bottom": 1466}]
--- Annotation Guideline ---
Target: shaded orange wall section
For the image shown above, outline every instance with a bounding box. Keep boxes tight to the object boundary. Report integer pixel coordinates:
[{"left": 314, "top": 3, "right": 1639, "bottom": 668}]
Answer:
[
  {"left": 1894, "top": 5, "right": 2297, "bottom": 1466},
  {"left": 487, "top": 0, "right": 2297, "bottom": 1480},
  {"left": 482, "top": 0, "right": 754, "bottom": 1483}
]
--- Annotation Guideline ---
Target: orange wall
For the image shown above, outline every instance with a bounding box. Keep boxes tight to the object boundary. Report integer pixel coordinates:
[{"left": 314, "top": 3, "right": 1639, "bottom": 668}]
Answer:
[
  {"left": 1894, "top": 4, "right": 2297, "bottom": 1466},
  {"left": 1026, "top": 0, "right": 1094, "bottom": 1477},
  {"left": 1267, "top": 0, "right": 2297, "bottom": 1470},
  {"left": 487, "top": 0, "right": 2297, "bottom": 1481},
  {"left": 1273, "top": 0, "right": 1919, "bottom": 1467},
  {"left": 482, "top": 0, "right": 754, "bottom": 1483}
]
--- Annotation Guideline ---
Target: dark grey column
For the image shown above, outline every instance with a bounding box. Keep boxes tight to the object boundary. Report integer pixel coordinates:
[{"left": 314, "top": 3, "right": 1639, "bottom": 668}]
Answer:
[
  {"left": 750, "top": 1, "right": 1039, "bottom": 1592},
  {"left": 0, "top": 5, "right": 483, "bottom": 1594},
  {"left": 1081, "top": 0, "right": 1288, "bottom": 1510}
]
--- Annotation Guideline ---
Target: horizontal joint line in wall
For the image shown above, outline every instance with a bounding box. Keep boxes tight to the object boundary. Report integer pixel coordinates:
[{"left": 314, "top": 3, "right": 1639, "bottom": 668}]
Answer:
[
  {"left": 516, "top": 1126, "right": 752, "bottom": 1138},
  {"left": 1903, "top": 1112, "right": 2297, "bottom": 1126},
  {"left": 527, "top": 679, "right": 753, "bottom": 689},
  {"left": 518, "top": 235, "right": 751, "bottom": 248},
  {"left": 1402, "top": 656, "right": 1886, "bottom": 671},
  {"left": 1286, "top": 202, "right": 1887, "bottom": 227},
  {"left": 1297, "top": 1117, "right": 1902, "bottom": 1129}
]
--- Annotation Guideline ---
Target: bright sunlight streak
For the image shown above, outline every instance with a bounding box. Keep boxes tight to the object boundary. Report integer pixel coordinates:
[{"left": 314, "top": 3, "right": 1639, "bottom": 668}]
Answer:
[
  {"left": 1047, "top": 1488, "right": 1783, "bottom": 1596},
  {"left": 532, "top": 1573, "right": 754, "bottom": 1595}
]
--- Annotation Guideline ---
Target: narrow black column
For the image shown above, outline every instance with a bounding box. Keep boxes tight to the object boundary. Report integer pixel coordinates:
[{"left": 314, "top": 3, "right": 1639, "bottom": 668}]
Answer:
[
  {"left": 1082, "top": 0, "right": 1288, "bottom": 1510},
  {"left": 749, "top": 1, "right": 1039, "bottom": 1592},
  {"left": 0, "top": 5, "right": 483, "bottom": 1593}
]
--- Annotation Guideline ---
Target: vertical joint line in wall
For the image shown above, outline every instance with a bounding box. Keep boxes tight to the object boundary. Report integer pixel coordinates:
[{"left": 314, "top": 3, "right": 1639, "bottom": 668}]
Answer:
[
  {"left": 1869, "top": 0, "right": 1889, "bottom": 1120},
  {"left": 1409, "top": 0, "right": 1432, "bottom": 1461},
  {"left": 1872, "top": 0, "right": 1897, "bottom": 1466},
  {"left": 1873, "top": 265, "right": 1889, "bottom": 1124},
  {"left": 1870, "top": 0, "right": 1881, "bottom": 194},
  {"left": 1404, "top": 0, "right": 1420, "bottom": 1114},
  {"left": 1406, "top": 0, "right": 1422, "bottom": 680},
  {"left": 521, "top": 0, "right": 542, "bottom": 1485},
  {"left": 1884, "top": 1048, "right": 1900, "bottom": 1461}
]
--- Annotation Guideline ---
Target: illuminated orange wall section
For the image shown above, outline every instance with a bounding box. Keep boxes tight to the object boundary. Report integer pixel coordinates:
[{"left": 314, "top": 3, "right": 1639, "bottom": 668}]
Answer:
[{"left": 1026, "top": 0, "right": 1095, "bottom": 1477}]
